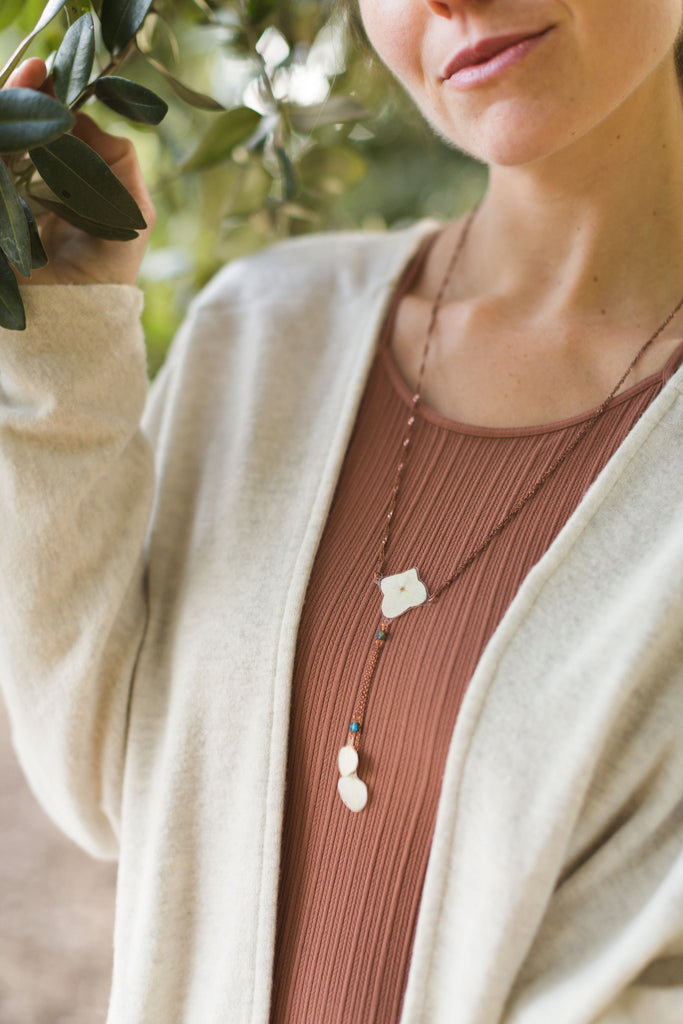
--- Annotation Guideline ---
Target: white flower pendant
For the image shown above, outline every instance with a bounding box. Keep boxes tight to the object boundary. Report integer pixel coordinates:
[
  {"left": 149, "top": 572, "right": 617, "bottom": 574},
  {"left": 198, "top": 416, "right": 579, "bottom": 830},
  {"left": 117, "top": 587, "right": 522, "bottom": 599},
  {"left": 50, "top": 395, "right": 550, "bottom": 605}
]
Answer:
[
  {"left": 336, "top": 569, "right": 428, "bottom": 813},
  {"left": 379, "top": 568, "right": 428, "bottom": 619}
]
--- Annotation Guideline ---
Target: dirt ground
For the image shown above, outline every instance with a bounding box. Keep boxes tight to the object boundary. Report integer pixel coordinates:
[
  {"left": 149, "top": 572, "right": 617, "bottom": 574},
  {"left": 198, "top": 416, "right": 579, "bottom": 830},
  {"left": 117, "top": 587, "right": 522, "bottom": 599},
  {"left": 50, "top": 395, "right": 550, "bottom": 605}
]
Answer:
[{"left": 0, "top": 701, "right": 116, "bottom": 1024}]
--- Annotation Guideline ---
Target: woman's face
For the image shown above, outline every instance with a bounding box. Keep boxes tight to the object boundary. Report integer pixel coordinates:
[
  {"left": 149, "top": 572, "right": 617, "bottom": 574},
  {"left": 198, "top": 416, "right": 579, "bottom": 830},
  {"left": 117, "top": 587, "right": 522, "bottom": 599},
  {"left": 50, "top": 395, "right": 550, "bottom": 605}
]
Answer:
[{"left": 357, "top": 0, "right": 683, "bottom": 167}]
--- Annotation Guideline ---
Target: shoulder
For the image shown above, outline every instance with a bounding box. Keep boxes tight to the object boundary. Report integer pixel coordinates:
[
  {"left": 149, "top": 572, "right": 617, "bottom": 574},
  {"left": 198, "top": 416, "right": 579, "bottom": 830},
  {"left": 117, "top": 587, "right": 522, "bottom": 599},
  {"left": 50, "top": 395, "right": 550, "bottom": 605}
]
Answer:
[
  {"left": 190, "top": 222, "right": 439, "bottom": 318},
  {"left": 150, "top": 221, "right": 438, "bottom": 408}
]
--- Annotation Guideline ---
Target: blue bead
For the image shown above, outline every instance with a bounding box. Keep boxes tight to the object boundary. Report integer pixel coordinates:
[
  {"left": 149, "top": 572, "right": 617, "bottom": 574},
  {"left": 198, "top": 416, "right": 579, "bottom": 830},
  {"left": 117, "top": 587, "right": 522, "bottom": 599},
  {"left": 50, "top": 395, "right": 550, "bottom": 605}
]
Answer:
[{"left": 349, "top": 721, "right": 360, "bottom": 733}]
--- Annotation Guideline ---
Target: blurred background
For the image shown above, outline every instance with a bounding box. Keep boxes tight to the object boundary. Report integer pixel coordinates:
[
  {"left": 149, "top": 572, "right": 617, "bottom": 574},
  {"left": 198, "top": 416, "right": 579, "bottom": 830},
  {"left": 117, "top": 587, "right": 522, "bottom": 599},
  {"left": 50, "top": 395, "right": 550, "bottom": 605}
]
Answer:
[{"left": 0, "top": 1, "right": 485, "bottom": 1020}]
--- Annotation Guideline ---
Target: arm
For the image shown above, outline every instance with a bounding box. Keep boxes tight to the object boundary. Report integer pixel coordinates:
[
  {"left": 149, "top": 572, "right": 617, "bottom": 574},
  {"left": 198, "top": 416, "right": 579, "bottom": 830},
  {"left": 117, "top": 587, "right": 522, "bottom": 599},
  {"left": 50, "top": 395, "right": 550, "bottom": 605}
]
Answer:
[
  {"left": 0, "top": 284, "right": 153, "bottom": 857},
  {"left": 0, "top": 59, "right": 157, "bottom": 857}
]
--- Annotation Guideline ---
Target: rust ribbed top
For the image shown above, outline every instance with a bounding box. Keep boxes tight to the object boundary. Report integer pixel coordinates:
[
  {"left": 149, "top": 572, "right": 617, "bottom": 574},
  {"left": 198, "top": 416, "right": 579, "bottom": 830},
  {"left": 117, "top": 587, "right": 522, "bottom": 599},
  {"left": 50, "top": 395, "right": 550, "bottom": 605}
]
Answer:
[{"left": 269, "top": 252, "right": 683, "bottom": 1024}]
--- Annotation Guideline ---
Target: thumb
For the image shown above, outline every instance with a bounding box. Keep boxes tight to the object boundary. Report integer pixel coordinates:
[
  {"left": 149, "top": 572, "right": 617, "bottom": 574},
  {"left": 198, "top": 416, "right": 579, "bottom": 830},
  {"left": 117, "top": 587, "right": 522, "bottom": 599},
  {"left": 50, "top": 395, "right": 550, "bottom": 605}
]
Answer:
[{"left": 5, "top": 57, "right": 48, "bottom": 90}]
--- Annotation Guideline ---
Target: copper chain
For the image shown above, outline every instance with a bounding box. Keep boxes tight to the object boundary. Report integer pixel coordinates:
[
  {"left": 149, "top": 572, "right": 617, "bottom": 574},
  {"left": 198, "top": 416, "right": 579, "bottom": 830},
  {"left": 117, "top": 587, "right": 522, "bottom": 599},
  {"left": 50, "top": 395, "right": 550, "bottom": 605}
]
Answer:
[{"left": 373, "top": 206, "right": 683, "bottom": 603}]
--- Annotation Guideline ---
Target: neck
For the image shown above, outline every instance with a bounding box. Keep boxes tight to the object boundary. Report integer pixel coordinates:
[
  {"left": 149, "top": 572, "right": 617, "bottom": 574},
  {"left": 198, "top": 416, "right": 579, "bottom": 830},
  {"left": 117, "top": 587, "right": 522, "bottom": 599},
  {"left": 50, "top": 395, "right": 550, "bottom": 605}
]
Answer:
[{"left": 465, "top": 65, "right": 683, "bottom": 324}]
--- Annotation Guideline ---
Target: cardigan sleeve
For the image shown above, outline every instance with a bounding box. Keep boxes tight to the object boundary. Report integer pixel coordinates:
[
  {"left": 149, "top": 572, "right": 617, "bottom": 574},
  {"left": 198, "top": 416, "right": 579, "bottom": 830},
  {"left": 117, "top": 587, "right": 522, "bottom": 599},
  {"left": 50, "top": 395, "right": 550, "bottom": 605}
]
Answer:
[
  {"left": 0, "top": 284, "right": 155, "bottom": 859},
  {"left": 506, "top": 800, "right": 683, "bottom": 1023}
]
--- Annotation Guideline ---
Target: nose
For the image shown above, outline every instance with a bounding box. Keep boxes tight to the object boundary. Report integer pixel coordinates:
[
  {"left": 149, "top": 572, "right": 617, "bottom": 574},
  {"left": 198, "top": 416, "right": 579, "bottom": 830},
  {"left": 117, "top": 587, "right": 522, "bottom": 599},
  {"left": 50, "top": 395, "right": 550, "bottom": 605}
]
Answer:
[
  {"left": 423, "top": 0, "right": 491, "bottom": 16},
  {"left": 423, "top": 0, "right": 458, "bottom": 15}
]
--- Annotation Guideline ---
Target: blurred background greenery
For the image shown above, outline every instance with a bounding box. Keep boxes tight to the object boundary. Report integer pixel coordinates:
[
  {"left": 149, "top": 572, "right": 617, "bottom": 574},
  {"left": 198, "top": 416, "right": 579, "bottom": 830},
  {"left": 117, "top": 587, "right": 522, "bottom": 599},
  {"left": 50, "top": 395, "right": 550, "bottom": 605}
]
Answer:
[{"left": 1, "top": 0, "right": 486, "bottom": 374}]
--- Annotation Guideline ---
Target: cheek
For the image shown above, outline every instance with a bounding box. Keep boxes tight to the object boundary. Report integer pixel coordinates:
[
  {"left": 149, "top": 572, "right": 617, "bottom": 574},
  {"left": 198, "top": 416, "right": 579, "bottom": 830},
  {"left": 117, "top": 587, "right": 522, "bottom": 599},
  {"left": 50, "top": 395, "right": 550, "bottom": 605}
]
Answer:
[{"left": 358, "top": 0, "right": 424, "bottom": 84}]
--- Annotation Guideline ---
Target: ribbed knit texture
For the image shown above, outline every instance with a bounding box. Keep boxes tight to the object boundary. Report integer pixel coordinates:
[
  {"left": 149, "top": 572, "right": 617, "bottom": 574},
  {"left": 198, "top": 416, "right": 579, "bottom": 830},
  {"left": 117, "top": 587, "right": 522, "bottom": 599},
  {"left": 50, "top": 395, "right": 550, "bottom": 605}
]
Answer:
[{"left": 269, "top": 272, "right": 683, "bottom": 1023}]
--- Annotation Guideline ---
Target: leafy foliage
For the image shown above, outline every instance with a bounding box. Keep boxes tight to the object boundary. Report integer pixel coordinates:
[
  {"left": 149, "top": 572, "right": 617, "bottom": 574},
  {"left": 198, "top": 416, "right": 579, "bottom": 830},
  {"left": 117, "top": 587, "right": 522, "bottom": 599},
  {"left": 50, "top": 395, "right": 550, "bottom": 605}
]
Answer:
[
  {"left": 0, "top": 157, "right": 31, "bottom": 277},
  {"left": 0, "top": 88, "right": 74, "bottom": 151},
  {"left": 0, "top": 0, "right": 485, "bottom": 341},
  {"left": 52, "top": 13, "right": 95, "bottom": 105},
  {"left": 0, "top": 248, "right": 25, "bottom": 329},
  {"left": 100, "top": 0, "right": 154, "bottom": 56},
  {"left": 29, "top": 133, "right": 147, "bottom": 228},
  {"left": 19, "top": 195, "right": 48, "bottom": 267},
  {"left": 94, "top": 76, "right": 168, "bottom": 123},
  {"left": 0, "top": 0, "right": 70, "bottom": 87}
]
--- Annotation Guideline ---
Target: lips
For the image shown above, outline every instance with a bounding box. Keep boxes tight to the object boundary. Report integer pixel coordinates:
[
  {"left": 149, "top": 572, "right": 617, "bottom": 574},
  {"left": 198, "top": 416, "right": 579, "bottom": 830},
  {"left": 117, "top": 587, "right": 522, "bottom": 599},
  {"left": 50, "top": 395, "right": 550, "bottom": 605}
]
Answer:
[{"left": 443, "top": 27, "right": 553, "bottom": 80}]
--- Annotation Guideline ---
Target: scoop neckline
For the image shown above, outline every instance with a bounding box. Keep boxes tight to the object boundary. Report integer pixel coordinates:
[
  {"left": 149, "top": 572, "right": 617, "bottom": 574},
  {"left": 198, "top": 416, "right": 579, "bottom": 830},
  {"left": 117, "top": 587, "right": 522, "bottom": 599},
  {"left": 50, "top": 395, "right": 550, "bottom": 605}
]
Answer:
[{"left": 379, "top": 231, "right": 683, "bottom": 439}]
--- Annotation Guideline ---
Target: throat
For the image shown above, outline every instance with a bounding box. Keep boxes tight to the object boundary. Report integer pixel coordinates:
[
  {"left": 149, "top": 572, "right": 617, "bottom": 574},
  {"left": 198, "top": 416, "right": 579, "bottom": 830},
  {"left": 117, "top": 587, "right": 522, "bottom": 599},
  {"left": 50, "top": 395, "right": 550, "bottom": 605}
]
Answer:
[{"left": 388, "top": 295, "right": 683, "bottom": 430}]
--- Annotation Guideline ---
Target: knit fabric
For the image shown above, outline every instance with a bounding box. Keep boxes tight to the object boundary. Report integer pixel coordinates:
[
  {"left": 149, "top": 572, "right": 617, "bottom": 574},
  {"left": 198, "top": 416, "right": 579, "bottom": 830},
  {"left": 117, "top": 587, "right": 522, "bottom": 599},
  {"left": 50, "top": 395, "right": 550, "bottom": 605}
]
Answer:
[
  {"left": 270, "top": 257, "right": 683, "bottom": 1024},
  {"left": 1, "top": 226, "right": 682, "bottom": 1023}
]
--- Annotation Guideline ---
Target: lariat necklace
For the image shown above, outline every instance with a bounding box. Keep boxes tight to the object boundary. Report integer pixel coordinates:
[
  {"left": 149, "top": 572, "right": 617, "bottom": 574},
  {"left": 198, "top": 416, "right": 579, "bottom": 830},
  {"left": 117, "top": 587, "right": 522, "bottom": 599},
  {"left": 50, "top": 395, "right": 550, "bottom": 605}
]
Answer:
[{"left": 336, "top": 207, "right": 683, "bottom": 813}]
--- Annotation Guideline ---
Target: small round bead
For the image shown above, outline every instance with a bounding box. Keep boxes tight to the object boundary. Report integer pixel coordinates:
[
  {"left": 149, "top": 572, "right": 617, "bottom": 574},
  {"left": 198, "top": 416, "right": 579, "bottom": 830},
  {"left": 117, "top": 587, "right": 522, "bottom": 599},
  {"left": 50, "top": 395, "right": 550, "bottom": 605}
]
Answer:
[
  {"left": 349, "top": 721, "right": 360, "bottom": 733},
  {"left": 376, "top": 629, "right": 388, "bottom": 641}
]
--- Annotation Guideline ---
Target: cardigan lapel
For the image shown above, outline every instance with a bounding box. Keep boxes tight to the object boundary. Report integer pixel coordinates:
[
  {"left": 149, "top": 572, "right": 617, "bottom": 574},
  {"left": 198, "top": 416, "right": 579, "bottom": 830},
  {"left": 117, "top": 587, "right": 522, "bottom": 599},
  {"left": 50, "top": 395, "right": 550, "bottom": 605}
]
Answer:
[{"left": 399, "top": 368, "right": 683, "bottom": 1023}]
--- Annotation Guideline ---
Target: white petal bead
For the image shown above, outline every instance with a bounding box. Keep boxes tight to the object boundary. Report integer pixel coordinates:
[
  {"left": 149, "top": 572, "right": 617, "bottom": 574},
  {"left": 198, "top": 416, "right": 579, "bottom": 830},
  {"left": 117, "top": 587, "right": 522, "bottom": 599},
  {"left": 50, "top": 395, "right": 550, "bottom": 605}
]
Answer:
[
  {"left": 380, "top": 568, "right": 428, "bottom": 619},
  {"left": 338, "top": 745, "right": 359, "bottom": 777},
  {"left": 337, "top": 773, "right": 368, "bottom": 812}
]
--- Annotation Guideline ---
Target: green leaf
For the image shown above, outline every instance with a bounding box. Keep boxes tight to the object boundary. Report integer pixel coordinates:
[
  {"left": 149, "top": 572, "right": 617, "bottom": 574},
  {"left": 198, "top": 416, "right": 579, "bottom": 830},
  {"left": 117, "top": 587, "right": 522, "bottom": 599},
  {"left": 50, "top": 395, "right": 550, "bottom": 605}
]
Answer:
[
  {"left": 94, "top": 76, "right": 168, "bottom": 125},
  {"left": 0, "top": 0, "right": 25, "bottom": 33},
  {"left": 276, "top": 146, "right": 298, "bottom": 200},
  {"left": 287, "top": 97, "right": 368, "bottom": 134},
  {"left": 0, "top": 250, "right": 26, "bottom": 330},
  {"left": 100, "top": 0, "right": 154, "bottom": 55},
  {"left": 298, "top": 145, "right": 367, "bottom": 194},
  {"left": 0, "top": 0, "right": 70, "bottom": 87},
  {"left": 182, "top": 107, "right": 262, "bottom": 172},
  {"left": 19, "top": 197, "right": 48, "bottom": 269},
  {"left": 223, "top": 161, "right": 272, "bottom": 217},
  {"left": 0, "top": 89, "right": 75, "bottom": 154},
  {"left": 244, "top": 0, "right": 278, "bottom": 21},
  {"left": 145, "top": 57, "right": 224, "bottom": 111},
  {"left": 32, "top": 196, "right": 139, "bottom": 240},
  {"left": 29, "top": 133, "right": 147, "bottom": 230},
  {"left": 0, "top": 159, "right": 32, "bottom": 277},
  {"left": 189, "top": 0, "right": 214, "bottom": 17},
  {"left": 66, "top": 2, "right": 91, "bottom": 22},
  {"left": 52, "top": 13, "right": 95, "bottom": 106}
]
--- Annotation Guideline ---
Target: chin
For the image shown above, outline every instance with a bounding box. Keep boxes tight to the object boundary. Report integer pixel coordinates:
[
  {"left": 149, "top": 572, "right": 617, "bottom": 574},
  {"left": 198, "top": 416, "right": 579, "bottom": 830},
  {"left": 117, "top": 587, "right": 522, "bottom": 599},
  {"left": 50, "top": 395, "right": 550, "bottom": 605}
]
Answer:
[{"left": 425, "top": 99, "right": 578, "bottom": 169}]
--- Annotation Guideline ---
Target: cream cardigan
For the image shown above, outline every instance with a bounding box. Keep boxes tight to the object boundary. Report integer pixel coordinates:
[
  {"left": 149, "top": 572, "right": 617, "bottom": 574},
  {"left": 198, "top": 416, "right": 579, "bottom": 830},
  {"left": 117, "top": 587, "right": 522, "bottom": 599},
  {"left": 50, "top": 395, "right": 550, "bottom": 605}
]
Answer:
[{"left": 0, "top": 224, "right": 682, "bottom": 1024}]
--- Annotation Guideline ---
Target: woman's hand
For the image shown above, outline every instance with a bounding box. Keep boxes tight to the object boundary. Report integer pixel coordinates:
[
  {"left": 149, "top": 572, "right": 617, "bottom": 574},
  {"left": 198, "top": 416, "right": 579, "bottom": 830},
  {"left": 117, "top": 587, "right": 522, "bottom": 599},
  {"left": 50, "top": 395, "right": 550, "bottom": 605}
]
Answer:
[{"left": 5, "top": 58, "right": 155, "bottom": 287}]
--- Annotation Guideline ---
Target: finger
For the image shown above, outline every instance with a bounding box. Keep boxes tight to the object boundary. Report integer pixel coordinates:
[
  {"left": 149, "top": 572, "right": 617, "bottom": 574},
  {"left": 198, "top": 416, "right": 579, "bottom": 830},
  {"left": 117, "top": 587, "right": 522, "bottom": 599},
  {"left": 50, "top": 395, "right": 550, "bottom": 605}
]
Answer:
[
  {"left": 6, "top": 62, "right": 136, "bottom": 172},
  {"left": 5, "top": 58, "right": 48, "bottom": 91},
  {"left": 70, "top": 111, "right": 134, "bottom": 166}
]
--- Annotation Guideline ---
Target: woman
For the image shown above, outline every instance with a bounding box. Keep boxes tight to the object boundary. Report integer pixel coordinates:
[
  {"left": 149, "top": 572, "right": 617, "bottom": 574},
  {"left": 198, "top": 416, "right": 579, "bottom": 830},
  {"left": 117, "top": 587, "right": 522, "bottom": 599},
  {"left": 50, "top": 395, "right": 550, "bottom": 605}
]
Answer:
[{"left": 2, "top": 2, "right": 682, "bottom": 1022}]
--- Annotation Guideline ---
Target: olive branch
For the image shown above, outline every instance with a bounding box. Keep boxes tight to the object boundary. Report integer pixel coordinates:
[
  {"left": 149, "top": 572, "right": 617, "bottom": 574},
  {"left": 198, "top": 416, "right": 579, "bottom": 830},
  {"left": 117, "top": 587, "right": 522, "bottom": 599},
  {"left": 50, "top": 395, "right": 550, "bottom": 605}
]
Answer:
[{"left": 0, "top": 0, "right": 369, "bottom": 329}]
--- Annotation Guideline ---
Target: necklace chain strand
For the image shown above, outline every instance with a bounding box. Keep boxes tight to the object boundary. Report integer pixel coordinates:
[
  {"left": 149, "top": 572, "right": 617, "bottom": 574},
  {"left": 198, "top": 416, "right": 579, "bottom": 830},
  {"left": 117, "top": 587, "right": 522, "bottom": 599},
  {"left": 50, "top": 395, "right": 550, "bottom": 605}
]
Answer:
[
  {"left": 336, "top": 208, "right": 683, "bottom": 813},
  {"left": 373, "top": 208, "right": 479, "bottom": 584}
]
